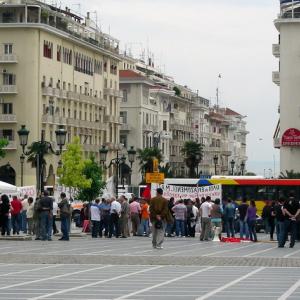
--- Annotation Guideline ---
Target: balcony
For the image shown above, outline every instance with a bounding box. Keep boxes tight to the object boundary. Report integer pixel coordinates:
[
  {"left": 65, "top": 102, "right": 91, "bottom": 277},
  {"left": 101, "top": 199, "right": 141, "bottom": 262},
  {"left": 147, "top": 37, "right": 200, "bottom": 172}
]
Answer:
[
  {"left": 0, "top": 85, "right": 17, "bottom": 94},
  {"left": 60, "top": 90, "right": 68, "bottom": 99},
  {"left": 104, "top": 115, "right": 122, "bottom": 124},
  {"left": 272, "top": 44, "right": 280, "bottom": 58},
  {"left": 0, "top": 54, "right": 18, "bottom": 63},
  {"left": 3, "top": 140, "right": 17, "bottom": 150},
  {"left": 274, "top": 137, "right": 281, "bottom": 149},
  {"left": 104, "top": 88, "right": 123, "bottom": 98},
  {"left": 142, "top": 124, "right": 159, "bottom": 132},
  {"left": 272, "top": 71, "right": 280, "bottom": 86},
  {"left": 0, "top": 114, "right": 17, "bottom": 123},
  {"left": 83, "top": 144, "right": 100, "bottom": 152},
  {"left": 42, "top": 115, "right": 67, "bottom": 125},
  {"left": 121, "top": 123, "right": 131, "bottom": 131},
  {"left": 42, "top": 87, "right": 54, "bottom": 96}
]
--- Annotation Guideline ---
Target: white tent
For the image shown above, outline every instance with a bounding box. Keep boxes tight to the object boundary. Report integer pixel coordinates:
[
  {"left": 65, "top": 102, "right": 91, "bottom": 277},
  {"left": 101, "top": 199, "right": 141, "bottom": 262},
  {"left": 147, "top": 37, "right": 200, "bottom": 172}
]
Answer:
[{"left": 0, "top": 181, "right": 19, "bottom": 196}]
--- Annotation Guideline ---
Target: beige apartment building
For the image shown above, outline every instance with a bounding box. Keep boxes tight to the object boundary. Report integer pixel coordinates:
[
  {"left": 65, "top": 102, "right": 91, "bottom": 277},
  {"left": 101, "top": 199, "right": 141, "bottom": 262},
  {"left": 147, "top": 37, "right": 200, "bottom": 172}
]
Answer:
[{"left": 0, "top": 0, "right": 121, "bottom": 187}]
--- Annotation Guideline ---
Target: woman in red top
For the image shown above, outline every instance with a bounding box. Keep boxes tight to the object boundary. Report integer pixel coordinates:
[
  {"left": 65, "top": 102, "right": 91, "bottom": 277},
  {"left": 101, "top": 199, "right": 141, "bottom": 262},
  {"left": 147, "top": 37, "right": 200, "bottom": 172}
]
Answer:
[
  {"left": 140, "top": 199, "right": 150, "bottom": 236},
  {"left": 10, "top": 196, "right": 22, "bottom": 235}
]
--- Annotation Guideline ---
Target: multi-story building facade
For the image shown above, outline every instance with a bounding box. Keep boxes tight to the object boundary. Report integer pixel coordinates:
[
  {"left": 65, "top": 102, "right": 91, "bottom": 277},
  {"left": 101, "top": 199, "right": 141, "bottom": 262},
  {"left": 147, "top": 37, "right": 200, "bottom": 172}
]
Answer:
[
  {"left": 273, "top": 2, "right": 300, "bottom": 173},
  {"left": 0, "top": 0, "right": 121, "bottom": 186}
]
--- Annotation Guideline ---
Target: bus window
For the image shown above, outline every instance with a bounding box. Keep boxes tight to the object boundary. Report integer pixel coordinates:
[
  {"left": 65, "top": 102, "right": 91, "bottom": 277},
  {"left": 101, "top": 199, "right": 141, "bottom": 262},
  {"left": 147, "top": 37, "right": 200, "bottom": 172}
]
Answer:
[
  {"left": 222, "top": 185, "right": 235, "bottom": 201},
  {"left": 278, "top": 186, "right": 297, "bottom": 199},
  {"left": 244, "top": 186, "right": 257, "bottom": 201},
  {"left": 236, "top": 186, "right": 244, "bottom": 200}
]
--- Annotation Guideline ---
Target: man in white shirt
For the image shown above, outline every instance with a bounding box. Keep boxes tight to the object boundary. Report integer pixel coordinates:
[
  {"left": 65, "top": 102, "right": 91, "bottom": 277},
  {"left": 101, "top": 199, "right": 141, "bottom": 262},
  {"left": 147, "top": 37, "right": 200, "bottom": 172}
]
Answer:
[
  {"left": 108, "top": 197, "right": 121, "bottom": 238},
  {"left": 90, "top": 199, "right": 101, "bottom": 238},
  {"left": 200, "top": 196, "right": 212, "bottom": 241},
  {"left": 52, "top": 200, "right": 59, "bottom": 234}
]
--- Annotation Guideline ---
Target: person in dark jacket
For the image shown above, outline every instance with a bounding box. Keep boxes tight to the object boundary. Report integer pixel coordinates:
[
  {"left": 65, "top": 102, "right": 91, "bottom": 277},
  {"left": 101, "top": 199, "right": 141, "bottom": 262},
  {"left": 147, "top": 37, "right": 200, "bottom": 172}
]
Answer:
[
  {"left": 39, "top": 190, "right": 53, "bottom": 241},
  {"left": 58, "top": 192, "right": 71, "bottom": 241},
  {"left": 0, "top": 194, "right": 10, "bottom": 236}
]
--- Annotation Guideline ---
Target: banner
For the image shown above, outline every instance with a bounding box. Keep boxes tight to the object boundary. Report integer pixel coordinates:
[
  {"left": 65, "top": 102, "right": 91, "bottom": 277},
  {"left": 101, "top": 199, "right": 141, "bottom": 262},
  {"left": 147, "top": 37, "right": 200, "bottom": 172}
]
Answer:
[
  {"left": 19, "top": 186, "right": 37, "bottom": 199},
  {"left": 151, "top": 184, "right": 222, "bottom": 201}
]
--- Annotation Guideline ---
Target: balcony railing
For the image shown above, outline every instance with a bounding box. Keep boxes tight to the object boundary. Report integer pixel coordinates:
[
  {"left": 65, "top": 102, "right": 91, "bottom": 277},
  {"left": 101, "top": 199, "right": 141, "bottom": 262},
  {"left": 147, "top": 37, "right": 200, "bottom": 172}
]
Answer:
[
  {"left": 0, "top": 114, "right": 17, "bottom": 123},
  {"left": 104, "top": 115, "right": 122, "bottom": 124},
  {"left": 272, "top": 44, "right": 280, "bottom": 58},
  {"left": 0, "top": 85, "right": 17, "bottom": 94},
  {"left": 0, "top": 54, "right": 18, "bottom": 63},
  {"left": 272, "top": 71, "right": 280, "bottom": 86},
  {"left": 104, "top": 88, "right": 123, "bottom": 98},
  {"left": 3, "top": 140, "right": 17, "bottom": 150},
  {"left": 121, "top": 123, "right": 131, "bottom": 131}
]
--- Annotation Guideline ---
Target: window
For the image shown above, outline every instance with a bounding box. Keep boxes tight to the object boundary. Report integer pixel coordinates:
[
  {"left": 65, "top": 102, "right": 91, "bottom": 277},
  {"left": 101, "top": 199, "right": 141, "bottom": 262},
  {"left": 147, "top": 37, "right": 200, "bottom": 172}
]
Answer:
[
  {"left": 122, "top": 89, "right": 128, "bottom": 102},
  {"left": 120, "top": 111, "right": 127, "bottom": 124},
  {"left": 3, "top": 103, "right": 13, "bottom": 114},
  {"left": 4, "top": 44, "right": 13, "bottom": 54},
  {"left": 43, "top": 41, "right": 53, "bottom": 59},
  {"left": 163, "top": 120, "right": 167, "bottom": 131},
  {"left": 120, "top": 135, "right": 127, "bottom": 148},
  {"left": 3, "top": 73, "right": 16, "bottom": 85},
  {"left": 0, "top": 129, "right": 13, "bottom": 140},
  {"left": 57, "top": 45, "right": 61, "bottom": 61}
]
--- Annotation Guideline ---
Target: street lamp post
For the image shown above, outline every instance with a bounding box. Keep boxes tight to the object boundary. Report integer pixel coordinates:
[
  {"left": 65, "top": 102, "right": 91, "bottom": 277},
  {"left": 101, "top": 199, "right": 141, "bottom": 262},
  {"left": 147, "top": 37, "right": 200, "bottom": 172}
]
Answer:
[
  {"left": 20, "top": 154, "right": 25, "bottom": 187},
  {"left": 17, "top": 125, "right": 67, "bottom": 193},
  {"left": 99, "top": 145, "right": 136, "bottom": 198},
  {"left": 213, "top": 155, "right": 218, "bottom": 175},
  {"left": 196, "top": 154, "right": 201, "bottom": 177},
  {"left": 230, "top": 159, "right": 235, "bottom": 176},
  {"left": 240, "top": 161, "right": 245, "bottom": 176}
]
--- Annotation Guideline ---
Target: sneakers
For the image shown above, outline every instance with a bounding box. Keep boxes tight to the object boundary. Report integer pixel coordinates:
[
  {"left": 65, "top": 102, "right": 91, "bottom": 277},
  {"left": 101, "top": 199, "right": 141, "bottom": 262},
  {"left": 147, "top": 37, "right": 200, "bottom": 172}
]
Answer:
[{"left": 156, "top": 246, "right": 163, "bottom": 250}]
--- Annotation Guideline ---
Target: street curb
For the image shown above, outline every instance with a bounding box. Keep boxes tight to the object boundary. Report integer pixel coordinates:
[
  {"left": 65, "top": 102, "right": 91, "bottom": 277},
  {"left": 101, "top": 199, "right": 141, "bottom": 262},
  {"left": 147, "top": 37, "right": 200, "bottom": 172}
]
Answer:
[{"left": 0, "top": 236, "right": 32, "bottom": 241}]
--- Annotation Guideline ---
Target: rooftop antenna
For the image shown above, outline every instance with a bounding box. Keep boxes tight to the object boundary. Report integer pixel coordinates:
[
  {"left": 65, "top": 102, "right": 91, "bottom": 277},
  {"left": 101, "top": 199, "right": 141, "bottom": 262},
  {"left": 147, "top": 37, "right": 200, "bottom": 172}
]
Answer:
[{"left": 216, "top": 73, "right": 221, "bottom": 108}]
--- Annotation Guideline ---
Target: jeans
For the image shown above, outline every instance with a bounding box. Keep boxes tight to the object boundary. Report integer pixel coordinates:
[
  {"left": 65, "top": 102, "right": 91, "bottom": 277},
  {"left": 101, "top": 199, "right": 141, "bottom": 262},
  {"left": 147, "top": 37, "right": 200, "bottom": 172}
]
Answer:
[
  {"left": 277, "top": 221, "right": 285, "bottom": 246},
  {"left": 131, "top": 213, "right": 140, "bottom": 235},
  {"left": 21, "top": 210, "right": 27, "bottom": 233},
  {"left": 239, "top": 220, "right": 249, "bottom": 239},
  {"left": 200, "top": 217, "right": 211, "bottom": 240},
  {"left": 61, "top": 215, "right": 70, "bottom": 240},
  {"left": 100, "top": 215, "right": 110, "bottom": 237},
  {"left": 11, "top": 214, "right": 21, "bottom": 234},
  {"left": 91, "top": 220, "right": 100, "bottom": 238},
  {"left": 109, "top": 213, "right": 119, "bottom": 237},
  {"left": 175, "top": 219, "right": 185, "bottom": 237},
  {"left": 269, "top": 218, "right": 275, "bottom": 240},
  {"left": 166, "top": 222, "right": 174, "bottom": 236},
  {"left": 226, "top": 217, "right": 235, "bottom": 237},
  {"left": 1, "top": 216, "right": 10, "bottom": 235},
  {"left": 141, "top": 218, "right": 150, "bottom": 235},
  {"left": 40, "top": 211, "right": 52, "bottom": 240},
  {"left": 52, "top": 215, "right": 58, "bottom": 234},
  {"left": 281, "top": 219, "right": 298, "bottom": 248},
  {"left": 247, "top": 219, "right": 257, "bottom": 242}
]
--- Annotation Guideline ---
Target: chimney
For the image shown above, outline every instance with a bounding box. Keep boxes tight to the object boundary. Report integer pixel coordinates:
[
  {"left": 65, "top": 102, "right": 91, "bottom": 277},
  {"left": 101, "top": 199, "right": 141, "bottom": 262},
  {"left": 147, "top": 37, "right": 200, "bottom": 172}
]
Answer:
[{"left": 87, "top": 12, "right": 90, "bottom": 19}]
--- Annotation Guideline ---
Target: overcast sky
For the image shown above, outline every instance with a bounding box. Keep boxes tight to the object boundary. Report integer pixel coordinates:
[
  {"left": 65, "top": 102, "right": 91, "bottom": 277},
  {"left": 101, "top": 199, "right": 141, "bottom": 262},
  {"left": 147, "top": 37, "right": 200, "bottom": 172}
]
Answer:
[{"left": 59, "top": 0, "right": 280, "bottom": 176}]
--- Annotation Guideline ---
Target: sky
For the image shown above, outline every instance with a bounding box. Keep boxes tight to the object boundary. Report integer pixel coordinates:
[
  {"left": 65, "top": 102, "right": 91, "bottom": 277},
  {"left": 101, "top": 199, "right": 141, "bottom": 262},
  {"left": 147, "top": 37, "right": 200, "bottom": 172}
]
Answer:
[{"left": 57, "top": 0, "right": 280, "bottom": 176}]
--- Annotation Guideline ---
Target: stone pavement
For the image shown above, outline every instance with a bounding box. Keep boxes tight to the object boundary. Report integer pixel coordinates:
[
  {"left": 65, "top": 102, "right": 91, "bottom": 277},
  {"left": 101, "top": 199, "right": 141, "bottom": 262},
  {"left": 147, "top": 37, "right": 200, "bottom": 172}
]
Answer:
[{"left": 0, "top": 234, "right": 299, "bottom": 299}]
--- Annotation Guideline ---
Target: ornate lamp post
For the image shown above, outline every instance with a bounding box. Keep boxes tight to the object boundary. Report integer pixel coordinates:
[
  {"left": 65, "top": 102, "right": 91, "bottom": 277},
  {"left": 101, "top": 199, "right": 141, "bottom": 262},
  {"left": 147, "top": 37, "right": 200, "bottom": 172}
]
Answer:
[
  {"left": 17, "top": 125, "right": 67, "bottom": 193},
  {"left": 99, "top": 145, "right": 136, "bottom": 198},
  {"left": 20, "top": 154, "right": 25, "bottom": 187},
  {"left": 240, "top": 161, "right": 245, "bottom": 176},
  {"left": 213, "top": 155, "right": 218, "bottom": 175},
  {"left": 230, "top": 159, "right": 235, "bottom": 176}
]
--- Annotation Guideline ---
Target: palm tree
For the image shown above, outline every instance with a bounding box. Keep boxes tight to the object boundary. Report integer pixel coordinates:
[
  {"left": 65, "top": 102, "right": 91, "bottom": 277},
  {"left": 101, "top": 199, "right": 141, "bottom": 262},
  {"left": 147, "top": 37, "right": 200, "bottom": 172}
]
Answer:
[
  {"left": 137, "top": 148, "right": 163, "bottom": 181},
  {"left": 279, "top": 170, "right": 300, "bottom": 179},
  {"left": 159, "top": 163, "right": 173, "bottom": 178},
  {"left": 181, "top": 141, "right": 203, "bottom": 178}
]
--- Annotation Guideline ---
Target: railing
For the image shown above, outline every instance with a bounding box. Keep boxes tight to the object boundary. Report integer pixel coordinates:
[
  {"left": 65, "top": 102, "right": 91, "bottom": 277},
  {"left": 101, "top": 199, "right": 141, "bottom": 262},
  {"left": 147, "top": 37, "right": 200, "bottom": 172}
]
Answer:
[
  {"left": 3, "top": 140, "right": 17, "bottom": 150},
  {"left": 272, "top": 71, "right": 280, "bottom": 86},
  {"left": 0, "top": 54, "right": 18, "bottom": 63},
  {"left": 121, "top": 123, "right": 131, "bottom": 131},
  {"left": 272, "top": 44, "right": 280, "bottom": 58},
  {"left": 0, "top": 114, "right": 17, "bottom": 123},
  {"left": 42, "top": 87, "right": 54, "bottom": 96},
  {"left": 0, "top": 85, "right": 17, "bottom": 94},
  {"left": 104, "top": 88, "right": 122, "bottom": 98}
]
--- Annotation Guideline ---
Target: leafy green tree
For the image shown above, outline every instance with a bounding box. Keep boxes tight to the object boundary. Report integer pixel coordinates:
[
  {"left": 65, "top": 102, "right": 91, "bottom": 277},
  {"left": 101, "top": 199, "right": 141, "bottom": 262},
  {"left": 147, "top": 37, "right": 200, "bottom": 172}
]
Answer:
[
  {"left": 279, "top": 170, "right": 300, "bottom": 179},
  {"left": 77, "top": 156, "right": 106, "bottom": 202},
  {"left": 0, "top": 138, "right": 9, "bottom": 158},
  {"left": 137, "top": 148, "right": 163, "bottom": 183},
  {"left": 181, "top": 141, "right": 203, "bottom": 178},
  {"left": 245, "top": 172, "right": 257, "bottom": 176},
  {"left": 173, "top": 86, "right": 181, "bottom": 96},
  {"left": 159, "top": 163, "right": 173, "bottom": 178},
  {"left": 58, "top": 137, "right": 91, "bottom": 196}
]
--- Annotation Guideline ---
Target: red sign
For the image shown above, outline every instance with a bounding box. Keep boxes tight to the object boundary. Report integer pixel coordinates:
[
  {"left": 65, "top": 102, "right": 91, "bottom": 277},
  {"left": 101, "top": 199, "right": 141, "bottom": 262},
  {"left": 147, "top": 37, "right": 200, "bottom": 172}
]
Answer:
[{"left": 282, "top": 128, "right": 300, "bottom": 146}]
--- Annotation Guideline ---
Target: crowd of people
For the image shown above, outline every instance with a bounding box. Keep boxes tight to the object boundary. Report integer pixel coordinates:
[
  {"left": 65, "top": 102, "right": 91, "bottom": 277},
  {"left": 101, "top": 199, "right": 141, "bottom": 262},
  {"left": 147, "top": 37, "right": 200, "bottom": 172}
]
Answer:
[{"left": 0, "top": 188, "right": 299, "bottom": 249}]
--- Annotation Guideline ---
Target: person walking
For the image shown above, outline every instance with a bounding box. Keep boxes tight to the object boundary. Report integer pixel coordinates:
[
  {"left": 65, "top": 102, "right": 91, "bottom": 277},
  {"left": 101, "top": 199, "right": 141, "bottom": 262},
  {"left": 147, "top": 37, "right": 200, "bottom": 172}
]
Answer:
[
  {"left": 262, "top": 202, "right": 272, "bottom": 234},
  {"left": 200, "top": 196, "right": 212, "bottom": 241},
  {"left": 269, "top": 201, "right": 276, "bottom": 241},
  {"left": 211, "top": 198, "right": 223, "bottom": 241},
  {"left": 166, "top": 197, "right": 175, "bottom": 237},
  {"left": 52, "top": 200, "right": 59, "bottom": 235},
  {"left": 90, "top": 199, "right": 101, "bottom": 238},
  {"left": 130, "top": 197, "right": 141, "bottom": 236},
  {"left": 39, "top": 190, "right": 53, "bottom": 241},
  {"left": 140, "top": 199, "right": 150, "bottom": 236},
  {"left": 26, "top": 197, "right": 34, "bottom": 235},
  {"left": 108, "top": 198, "right": 121, "bottom": 238},
  {"left": 149, "top": 188, "right": 172, "bottom": 249},
  {"left": 0, "top": 194, "right": 10, "bottom": 236},
  {"left": 280, "top": 192, "right": 300, "bottom": 248},
  {"left": 10, "top": 196, "right": 22, "bottom": 235},
  {"left": 238, "top": 198, "right": 249, "bottom": 239},
  {"left": 172, "top": 199, "right": 187, "bottom": 237},
  {"left": 21, "top": 195, "right": 28, "bottom": 234},
  {"left": 58, "top": 192, "right": 71, "bottom": 241},
  {"left": 247, "top": 200, "right": 257, "bottom": 242},
  {"left": 224, "top": 199, "right": 235, "bottom": 238},
  {"left": 275, "top": 197, "right": 285, "bottom": 247},
  {"left": 119, "top": 195, "right": 130, "bottom": 238}
]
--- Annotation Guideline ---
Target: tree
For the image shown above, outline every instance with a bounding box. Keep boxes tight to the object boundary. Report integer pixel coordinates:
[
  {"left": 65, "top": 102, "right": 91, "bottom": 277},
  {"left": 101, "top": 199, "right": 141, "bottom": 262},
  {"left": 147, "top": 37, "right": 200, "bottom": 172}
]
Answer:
[
  {"left": 0, "top": 138, "right": 9, "bottom": 158},
  {"left": 245, "top": 172, "right": 257, "bottom": 176},
  {"left": 159, "top": 163, "right": 174, "bottom": 178},
  {"left": 58, "top": 137, "right": 91, "bottom": 197},
  {"left": 173, "top": 86, "right": 181, "bottom": 96},
  {"left": 279, "top": 170, "right": 300, "bottom": 179},
  {"left": 181, "top": 141, "right": 203, "bottom": 178},
  {"left": 137, "top": 148, "right": 163, "bottom": 182},
  {"left": 77, "top": 156, "right": 106, "bottom": 202}
]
